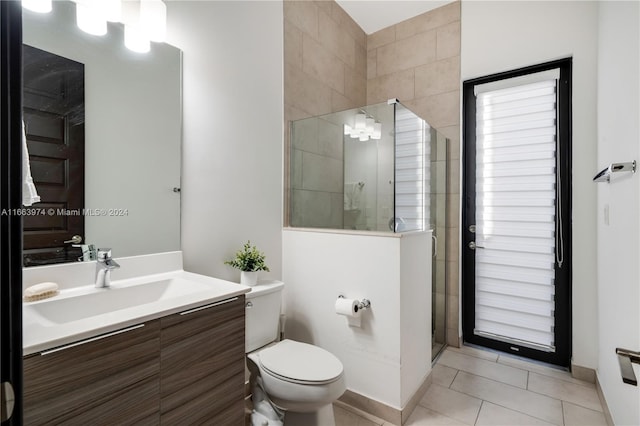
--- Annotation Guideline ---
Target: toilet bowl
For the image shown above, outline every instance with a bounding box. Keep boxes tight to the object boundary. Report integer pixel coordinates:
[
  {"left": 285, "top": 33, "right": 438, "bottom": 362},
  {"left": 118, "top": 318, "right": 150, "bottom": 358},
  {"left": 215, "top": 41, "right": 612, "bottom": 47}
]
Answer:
[
  {"left": 245, "top": 281, "right": 346, "bottom": 425},
  {"left": 247, "top": 339, "right": 346, "bottom": 412}
]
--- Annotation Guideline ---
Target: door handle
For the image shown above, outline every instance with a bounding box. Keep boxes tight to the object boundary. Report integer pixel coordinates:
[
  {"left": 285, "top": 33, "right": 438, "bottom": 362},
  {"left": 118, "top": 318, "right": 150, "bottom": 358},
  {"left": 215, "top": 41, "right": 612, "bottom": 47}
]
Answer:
[
  {"left": 40, "top": 324, "right": 145, "bottom": 355},
  {"left": 616, "top": 348, "right": 640, "bottom": 386},
  {"left": 63, "top": 234, "right": 82, "bottom": 244},
  {"left": 0, "top": 382, "right": 15, "bottom": 421},
  {"left": 468, "top": 241, "right": 485, "bottom": 250},
  {"left": 432, "top": 235, "right": 438, "bottom": 258},
  {"left": 179, "top": 297, "right": 238, "bottom": 316}
]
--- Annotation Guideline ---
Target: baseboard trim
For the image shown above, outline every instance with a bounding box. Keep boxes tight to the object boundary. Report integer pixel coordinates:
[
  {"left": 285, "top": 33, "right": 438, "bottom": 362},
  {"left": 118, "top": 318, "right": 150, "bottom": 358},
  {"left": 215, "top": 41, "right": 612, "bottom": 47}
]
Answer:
[
  {"left": 571, "top": 362, "right": 596, "bottom": 384},
  {"left": 339, "top": 390, "right": 401, "bottom": 425},
  {"left": 595, "top": 374, "right": 615, "bottom": 426},
  {"left": 339, "top": 371, "right": 433, "bottom": 425},
  {"left": 401, "top": 372, "right": 433, "bottom": 424}
]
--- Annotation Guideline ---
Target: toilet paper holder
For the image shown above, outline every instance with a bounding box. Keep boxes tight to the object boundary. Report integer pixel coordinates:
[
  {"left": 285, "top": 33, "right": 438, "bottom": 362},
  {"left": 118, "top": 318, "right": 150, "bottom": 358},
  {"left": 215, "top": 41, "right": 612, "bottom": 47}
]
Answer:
[{"left": 338, "top": 295, "right": 371, "bottom": 311}]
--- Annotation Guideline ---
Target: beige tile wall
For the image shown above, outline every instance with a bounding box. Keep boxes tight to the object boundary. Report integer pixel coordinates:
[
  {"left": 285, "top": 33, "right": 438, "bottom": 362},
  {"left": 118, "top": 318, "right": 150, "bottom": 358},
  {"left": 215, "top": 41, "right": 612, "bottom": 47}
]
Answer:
[
  {"left": 365, "top": 1, "right": 461, "bottom": 347},
  {"left": 284, "top": 0, "right": 367, "bottom": 227},
  {"left": 284, "top": 0, "right": 461, "bottom": 346}
]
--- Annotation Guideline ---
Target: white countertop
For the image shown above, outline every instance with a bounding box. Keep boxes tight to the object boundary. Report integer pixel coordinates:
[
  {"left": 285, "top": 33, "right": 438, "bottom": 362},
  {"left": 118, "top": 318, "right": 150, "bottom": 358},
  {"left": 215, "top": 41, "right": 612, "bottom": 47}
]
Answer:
[{"left": 23, "top": 270, "right": 250, "bottom": 356}]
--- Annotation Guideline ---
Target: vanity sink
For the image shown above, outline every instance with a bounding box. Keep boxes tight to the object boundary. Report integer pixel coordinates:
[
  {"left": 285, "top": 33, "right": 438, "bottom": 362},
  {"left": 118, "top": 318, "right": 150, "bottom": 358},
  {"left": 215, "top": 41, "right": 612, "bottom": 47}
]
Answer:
[
  {"left": 23, "top": 270, "right": 250, "bottom": 355},
  {"left": 27, "top": 277, "right": 213, "bottom": 325}
]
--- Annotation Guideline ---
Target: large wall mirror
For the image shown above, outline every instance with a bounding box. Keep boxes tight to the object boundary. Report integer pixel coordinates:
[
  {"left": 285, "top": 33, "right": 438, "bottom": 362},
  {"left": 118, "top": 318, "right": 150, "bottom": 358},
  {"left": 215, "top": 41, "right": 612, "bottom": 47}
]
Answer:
[{"left": 22, "top": 1, "right": 182, "bottom": 266}]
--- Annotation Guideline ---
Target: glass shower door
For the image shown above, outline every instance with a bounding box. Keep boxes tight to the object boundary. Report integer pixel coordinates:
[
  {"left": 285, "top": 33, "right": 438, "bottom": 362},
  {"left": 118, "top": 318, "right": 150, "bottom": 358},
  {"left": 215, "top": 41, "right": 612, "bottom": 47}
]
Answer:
[{"left": 430, "top": 130, "right": 448, "bottom": 360}]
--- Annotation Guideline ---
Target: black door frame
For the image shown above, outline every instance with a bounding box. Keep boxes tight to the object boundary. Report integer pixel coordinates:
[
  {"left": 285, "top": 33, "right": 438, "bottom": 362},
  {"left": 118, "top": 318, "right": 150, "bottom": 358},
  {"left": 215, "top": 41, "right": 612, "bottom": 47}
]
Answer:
[
  {"left": 462, "top": 58, "right": 572, "bottom": 367},
  {"left": 1, "top": 1, "right": 24, "bottom": 424}
]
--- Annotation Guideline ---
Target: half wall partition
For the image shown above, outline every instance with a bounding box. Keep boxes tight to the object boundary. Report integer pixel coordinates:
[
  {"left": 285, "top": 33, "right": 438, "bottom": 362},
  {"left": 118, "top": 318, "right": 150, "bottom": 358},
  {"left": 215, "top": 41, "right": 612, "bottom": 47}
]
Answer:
[{"left": 288, "top": 100, "right": 449, "bottom": 360}]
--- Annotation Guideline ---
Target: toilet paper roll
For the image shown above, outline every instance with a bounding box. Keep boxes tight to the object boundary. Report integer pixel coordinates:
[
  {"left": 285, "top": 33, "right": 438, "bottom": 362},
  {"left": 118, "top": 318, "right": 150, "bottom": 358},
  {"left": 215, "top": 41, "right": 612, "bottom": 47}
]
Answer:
[{"left": 335, "top": 297, "right": 361, "bottom": 317}]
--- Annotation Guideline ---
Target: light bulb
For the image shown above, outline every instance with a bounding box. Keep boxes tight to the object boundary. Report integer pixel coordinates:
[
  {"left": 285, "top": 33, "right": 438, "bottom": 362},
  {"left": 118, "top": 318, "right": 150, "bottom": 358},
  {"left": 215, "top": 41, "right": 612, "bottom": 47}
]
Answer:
[
  {"left": 344, "top": 125, "right": 352, "bottom": 136},
  {"left": 366, "top": 118, "right": 375, "bottom": 133},
  {"left": 125, "top": 24, "right": 150, "bottom": 53},
  {"left": 140, "top": 0, "right": 167, "bottom": 42},
  {"left": 359, "top": 133, "right": 369, "bottom": 142},
  {"left": 354, "top": 113, "right": 366, "bottom": 131},
  {"left": 372, "top": 122, "right": 382, "bottom": 140},
  {"left": 76, "top": 1, "right": 107, "bottom": 36},
  {"left": 104, "top": 0, "right": 122, "bottom": 22},
  {"left": 22, "top": 0, "right": 52, "bottom": 13}
]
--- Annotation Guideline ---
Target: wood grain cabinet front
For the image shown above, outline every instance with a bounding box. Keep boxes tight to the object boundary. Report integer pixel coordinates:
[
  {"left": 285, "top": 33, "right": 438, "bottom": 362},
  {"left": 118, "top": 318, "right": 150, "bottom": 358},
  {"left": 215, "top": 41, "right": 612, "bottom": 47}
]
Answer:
[
  {"left": 23, "top": 295, "right": 246, "bottom": 426},
  {"left": 24, "top": 320, "right": 162, "bottom": 426},
  {"left": 159, "top": 296, "right": 246, "bottom": 425}
]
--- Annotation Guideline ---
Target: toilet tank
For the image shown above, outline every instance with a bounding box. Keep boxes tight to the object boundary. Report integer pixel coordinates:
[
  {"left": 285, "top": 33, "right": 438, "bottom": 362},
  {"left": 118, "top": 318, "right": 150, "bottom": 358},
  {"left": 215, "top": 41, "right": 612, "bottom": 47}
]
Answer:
[{"left": 245, "top": 281, "right": 284, "bottom": 353}]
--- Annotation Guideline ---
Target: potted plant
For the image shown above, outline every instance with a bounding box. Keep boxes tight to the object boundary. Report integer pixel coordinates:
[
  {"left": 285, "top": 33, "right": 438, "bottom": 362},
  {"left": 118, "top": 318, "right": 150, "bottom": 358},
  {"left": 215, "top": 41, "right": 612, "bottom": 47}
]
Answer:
[{"left": 224, "top": 241, "right": 270, "bottom": 286}]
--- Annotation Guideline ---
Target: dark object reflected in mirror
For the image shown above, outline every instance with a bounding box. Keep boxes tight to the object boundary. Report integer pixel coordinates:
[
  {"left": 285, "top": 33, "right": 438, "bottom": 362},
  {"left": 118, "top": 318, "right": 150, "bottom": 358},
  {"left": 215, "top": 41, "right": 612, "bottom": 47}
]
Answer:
[{"left": 22, "top": 45, "right": 85, "bottom": 267}]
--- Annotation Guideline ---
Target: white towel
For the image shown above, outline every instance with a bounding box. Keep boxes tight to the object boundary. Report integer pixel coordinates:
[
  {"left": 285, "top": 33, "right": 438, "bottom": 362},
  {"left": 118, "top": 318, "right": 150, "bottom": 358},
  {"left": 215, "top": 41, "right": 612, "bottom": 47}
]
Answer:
[
  {"left": 22, "top": 120, "right": 40, "bottom": 206},
  {"left": 344, "top": 182, "right": 364, "bottom": 210},
  {"left": 344, "top": 182, "right": 356, "bottom": 210}
]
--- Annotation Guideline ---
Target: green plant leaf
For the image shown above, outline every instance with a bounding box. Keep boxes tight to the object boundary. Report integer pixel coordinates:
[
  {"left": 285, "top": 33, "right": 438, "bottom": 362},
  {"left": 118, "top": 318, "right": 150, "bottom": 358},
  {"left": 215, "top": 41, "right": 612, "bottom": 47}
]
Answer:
[{"left": 224, "top": 240, "right": 270, "bottom": 272}]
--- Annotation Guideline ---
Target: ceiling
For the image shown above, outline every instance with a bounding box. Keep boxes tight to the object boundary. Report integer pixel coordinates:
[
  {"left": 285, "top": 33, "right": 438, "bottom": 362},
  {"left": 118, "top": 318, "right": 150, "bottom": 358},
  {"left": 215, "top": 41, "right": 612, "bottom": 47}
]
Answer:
[{"left": 335, "top": 0, "right": 454, "bottom": 35}]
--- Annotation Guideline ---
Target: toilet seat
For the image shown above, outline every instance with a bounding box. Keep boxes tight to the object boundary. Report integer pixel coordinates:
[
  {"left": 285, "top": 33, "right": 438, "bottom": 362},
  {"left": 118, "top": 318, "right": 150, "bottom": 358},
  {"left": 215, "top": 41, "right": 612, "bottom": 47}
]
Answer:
[{"left": 258, "top": 339, "right": 343, "bottom": 385}]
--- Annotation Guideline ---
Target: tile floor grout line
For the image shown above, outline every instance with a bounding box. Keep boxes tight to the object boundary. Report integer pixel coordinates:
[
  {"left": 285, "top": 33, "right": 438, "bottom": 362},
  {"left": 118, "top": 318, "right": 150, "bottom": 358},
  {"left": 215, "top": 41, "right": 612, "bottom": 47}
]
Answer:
[
  {"left": 520, "top": 386, "right": 604, "bottom": 414},
  {"left": 443, "top": 349, "right": 543, "bottom": 383},
  {"left": 481, "top": 399, "right": 563, "bottom": 426},
  {"left": 474, "top": 400, "right": 484, "bottom": 425},
  {"left": 415, "top": 389, "right": 476, "bottom": 426},
  {"left": 453, "top": 347, "right": 589, "bottom": 388},
  {"left": 447, "top": 371, "right": 566, "bottom": 423},
  {"left": 444, "top": 350, "right": 596, "bottom": 390},
  {"left": 527, "top": 369, "right": 597, "bottom": 390},
  {"left": 450, "top": 368, "right": 461, "bottom": 389},
  {"left": 449, "top": 369, "right": 534, "bottom": 393},
  {"left": 438, "top": 360, "right": 528, "bottom": 390}
]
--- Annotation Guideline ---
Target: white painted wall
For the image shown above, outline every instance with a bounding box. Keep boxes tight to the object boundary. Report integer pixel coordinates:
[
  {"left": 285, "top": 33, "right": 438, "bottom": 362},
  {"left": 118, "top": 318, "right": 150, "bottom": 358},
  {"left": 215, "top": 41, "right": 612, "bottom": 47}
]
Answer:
[
  {"left": 399, "top": 232, "right": 431, "bottom": 406},
  {"left": 461, "top": 1, "right": 599, "bottom": 369},
  {"left": 165, "top": 1, "right": 284, "bottom": 282},
  {"left": 596, "top": 2, "right": 640, "bottom": 424},
  {"left": 282, "top": 229, "right": 431, "bottom": 409}
]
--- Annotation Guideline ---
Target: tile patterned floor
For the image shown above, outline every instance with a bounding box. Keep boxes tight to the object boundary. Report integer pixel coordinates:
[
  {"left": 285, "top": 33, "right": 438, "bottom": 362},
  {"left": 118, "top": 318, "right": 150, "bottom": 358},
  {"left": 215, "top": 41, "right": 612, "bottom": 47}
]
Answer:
[{"left": 336, "top": 345, "right": 607, "bottom": 426}]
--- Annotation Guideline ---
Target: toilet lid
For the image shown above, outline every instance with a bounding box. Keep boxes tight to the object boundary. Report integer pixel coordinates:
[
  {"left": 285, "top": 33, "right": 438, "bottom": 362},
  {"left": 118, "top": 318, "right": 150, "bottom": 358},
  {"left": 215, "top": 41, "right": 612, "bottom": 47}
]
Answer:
[{"left": 259, "top": 339, "right": 343, "bottom": 384}]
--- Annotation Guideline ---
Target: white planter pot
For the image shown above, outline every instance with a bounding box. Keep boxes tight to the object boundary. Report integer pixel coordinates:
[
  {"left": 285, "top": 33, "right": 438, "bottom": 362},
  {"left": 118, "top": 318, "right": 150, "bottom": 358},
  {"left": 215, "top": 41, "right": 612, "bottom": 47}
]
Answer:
[{"left": 240, "top": 271, "right": 259, "bottom": 286}]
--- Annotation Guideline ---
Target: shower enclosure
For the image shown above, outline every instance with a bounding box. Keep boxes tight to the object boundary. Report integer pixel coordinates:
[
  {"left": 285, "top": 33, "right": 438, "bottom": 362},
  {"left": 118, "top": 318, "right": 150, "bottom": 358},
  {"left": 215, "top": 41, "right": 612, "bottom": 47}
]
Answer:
[{"left": 289, "top": 100, "right": 449, "bottom": 360}]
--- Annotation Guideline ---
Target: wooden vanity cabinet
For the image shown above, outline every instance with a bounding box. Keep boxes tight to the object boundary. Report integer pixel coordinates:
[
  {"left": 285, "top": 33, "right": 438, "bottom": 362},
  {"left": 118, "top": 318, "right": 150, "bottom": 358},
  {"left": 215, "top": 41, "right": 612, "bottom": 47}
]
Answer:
[
  {"left": 159, "top": 296, "right": 246, "bottom": 425},
  {"left": 23, "top": 295, "right": 246, "bottom": 426},
  {"left": 23, "top": 320, "right": 162, "bottom": 425}
]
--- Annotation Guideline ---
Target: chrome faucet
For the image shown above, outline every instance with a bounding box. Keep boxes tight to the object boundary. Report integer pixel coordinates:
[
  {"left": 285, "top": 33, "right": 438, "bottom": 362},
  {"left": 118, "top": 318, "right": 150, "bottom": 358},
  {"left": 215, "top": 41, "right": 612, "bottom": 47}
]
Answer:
[{"left": 95, "top": 248, "right": 120, "bottom": 288}]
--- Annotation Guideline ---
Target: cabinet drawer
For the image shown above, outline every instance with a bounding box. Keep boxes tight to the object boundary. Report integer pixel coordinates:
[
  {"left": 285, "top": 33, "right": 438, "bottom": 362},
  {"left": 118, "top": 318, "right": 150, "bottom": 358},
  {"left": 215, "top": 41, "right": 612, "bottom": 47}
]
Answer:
[
  {"left": 24, "top": 320, "right": 161, "bottom": 425},
  {"left": 160, "top": 296, "right": 245, "bottom": 423}
]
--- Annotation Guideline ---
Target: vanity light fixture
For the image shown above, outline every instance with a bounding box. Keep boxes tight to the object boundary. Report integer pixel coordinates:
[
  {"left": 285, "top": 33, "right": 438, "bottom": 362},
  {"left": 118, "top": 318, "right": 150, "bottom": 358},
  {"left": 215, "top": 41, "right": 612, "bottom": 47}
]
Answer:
[
  {"left": 21, "top": 0, "right": 167, "bottom": 54},
  {"left": 21, "top": 0, "right": 52, "bottom": 13},
  {"left": 75, "top": 1, "right": 107, "bottom": 36},
  {"left": 343, "top": 112, "right": 382, "bottom": 142},
  {"left": 140, "top": 0, "right": 167, "bottom": 43},
  {"left": 104, "top": 0, "right": 122, "bottom": 23}
]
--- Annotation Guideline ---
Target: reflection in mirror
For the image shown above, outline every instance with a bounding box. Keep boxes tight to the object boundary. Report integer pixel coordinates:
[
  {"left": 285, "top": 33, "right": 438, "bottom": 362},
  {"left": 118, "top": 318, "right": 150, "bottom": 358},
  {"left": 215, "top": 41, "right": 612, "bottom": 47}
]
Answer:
[
  {"left": 23, "top": 45, "right": 86, "bottom": 265},
  {"left": 22, "top": 1, "right": 182, "bottom": 266}
]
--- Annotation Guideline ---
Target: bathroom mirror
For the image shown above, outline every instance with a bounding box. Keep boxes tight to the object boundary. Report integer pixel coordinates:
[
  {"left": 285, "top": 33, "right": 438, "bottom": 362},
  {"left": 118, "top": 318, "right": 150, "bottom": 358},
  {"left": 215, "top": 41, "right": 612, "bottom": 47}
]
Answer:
[{"left": 22, "top": 1, "right": 181, "bottom": 266}]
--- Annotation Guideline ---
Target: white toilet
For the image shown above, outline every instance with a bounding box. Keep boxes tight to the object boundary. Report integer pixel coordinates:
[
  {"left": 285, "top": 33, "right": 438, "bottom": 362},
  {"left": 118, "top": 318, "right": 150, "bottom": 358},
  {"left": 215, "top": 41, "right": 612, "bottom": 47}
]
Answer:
[{"left": 245, "top": 281, "right": 346, "bottom": 426}]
